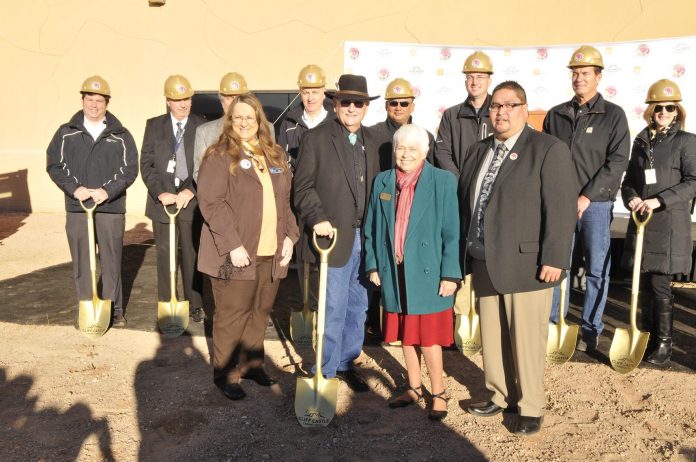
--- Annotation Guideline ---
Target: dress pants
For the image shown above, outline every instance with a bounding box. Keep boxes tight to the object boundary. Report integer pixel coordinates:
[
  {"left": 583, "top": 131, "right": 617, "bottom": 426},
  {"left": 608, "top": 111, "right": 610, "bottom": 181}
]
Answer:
[
  {"left": 210, "top": 256, "right": 279, "bottom": 386},
  {"left": 152, "top": 216, "right": 203, "bottom": 308},
  {"left": 472, "top": 259, "right": 552, "bottom": 418},
  {"left": 66, "top": 212, "right": 124, "bottom": 315}
]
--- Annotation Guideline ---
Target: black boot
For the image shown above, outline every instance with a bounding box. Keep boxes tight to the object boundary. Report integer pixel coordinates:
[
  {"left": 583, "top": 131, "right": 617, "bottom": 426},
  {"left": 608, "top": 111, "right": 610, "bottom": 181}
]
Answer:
[{"left": 646, "top": 297, "right": 673, "bottom": 365}]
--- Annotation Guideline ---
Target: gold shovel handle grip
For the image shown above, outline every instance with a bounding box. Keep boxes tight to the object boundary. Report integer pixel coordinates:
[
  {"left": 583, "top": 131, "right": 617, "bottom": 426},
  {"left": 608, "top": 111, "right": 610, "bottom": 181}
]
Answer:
[
  {"left": 78, "top": 200, "right": 97, "bottom": 213},
  {"left": 312, "top": 229, "right": 338, "bottom": 260},
  {"left": 162, "top": 203, "right": 182, "bottom": 219},
  {"left": 631, "top": 209, "right": 653, "bottom": 228}
]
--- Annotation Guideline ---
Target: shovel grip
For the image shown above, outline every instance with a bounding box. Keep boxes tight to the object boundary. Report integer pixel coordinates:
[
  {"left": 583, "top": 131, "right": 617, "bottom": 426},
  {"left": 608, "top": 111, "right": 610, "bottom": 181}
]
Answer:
[
  {"left": 163, "top": 203, "right": 182, "bottom": 219},
  {"left": 312, "top": 229, "right": 338, "bottom": 263}
]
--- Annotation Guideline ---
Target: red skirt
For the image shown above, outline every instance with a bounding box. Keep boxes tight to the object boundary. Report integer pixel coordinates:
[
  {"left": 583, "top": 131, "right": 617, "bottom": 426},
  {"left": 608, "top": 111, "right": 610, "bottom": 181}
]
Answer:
[{"left": 383, "top": 308, "right": 453, "bottom": 347}]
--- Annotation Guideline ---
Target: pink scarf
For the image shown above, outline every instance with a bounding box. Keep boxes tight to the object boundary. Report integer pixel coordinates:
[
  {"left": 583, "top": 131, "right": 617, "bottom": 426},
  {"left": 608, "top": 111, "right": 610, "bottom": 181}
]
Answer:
[{"left": 394, "top": 161, "right": 425, "bottom": 264}]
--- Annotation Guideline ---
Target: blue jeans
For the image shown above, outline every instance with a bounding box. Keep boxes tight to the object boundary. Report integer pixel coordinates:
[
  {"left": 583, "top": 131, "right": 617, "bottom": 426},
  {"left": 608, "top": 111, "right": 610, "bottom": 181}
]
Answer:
[
  {"left": 314, "top": 229, "right": 369, "bottom": 377},
  {"left": 550, "top": 201, "right": 613, "bottom": 338}
]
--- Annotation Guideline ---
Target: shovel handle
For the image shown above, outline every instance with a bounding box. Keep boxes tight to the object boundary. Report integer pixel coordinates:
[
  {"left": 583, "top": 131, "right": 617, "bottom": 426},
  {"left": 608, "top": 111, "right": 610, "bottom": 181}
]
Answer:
[
  {"left": 78, "top": 200, "right": 97, "bottom": 213},
  {"left": 631, "top": 209, "right": 653, "bottom": 228},
  {"left": 629, "top": 209, "right": 652, "bottom": 331},
  {"left": 163, "top": 203, "right": 182, "bottom": 219},
  {"left": 312, "top": 229, "right": 338, "bottom": 262}
]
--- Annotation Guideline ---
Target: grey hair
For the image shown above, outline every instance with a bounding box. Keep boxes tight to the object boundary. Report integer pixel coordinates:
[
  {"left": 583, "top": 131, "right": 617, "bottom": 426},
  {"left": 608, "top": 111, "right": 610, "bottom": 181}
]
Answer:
[{"left": 392, "top": 124, "right": 430, "bottom": 156}]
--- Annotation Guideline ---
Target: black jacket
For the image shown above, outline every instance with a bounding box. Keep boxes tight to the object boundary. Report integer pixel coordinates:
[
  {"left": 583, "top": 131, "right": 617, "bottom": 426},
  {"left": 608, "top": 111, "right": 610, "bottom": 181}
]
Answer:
[
  {"left": 140, "top": 112, "right": 205, "bottom": 223},
  {"left": 368, "top": 116, "right": 435, "bottom": 171},
  {"left": 434, "top": 94, "right": 492, "bottom": 177},
  {"left": 543, "top": 93, "right": 630, "bottom": 202},
  {"left": 46, "top": 111, "right": 139, "bottom": 214},
  {"left": 277, "top": 100, "right": 335, "bottom": 165},
  {"left": 293, "top": 119, "right": 380, "bottom": 267},
  {"left": 621, "top": 123, "right": 696, "bottom": 275}
]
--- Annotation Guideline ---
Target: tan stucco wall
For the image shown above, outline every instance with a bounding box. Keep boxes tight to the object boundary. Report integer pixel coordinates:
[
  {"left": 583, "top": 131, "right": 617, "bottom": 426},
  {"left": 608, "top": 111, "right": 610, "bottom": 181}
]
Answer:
[{"left": 2, "top": 0, "right": 695, "bottom": 214}]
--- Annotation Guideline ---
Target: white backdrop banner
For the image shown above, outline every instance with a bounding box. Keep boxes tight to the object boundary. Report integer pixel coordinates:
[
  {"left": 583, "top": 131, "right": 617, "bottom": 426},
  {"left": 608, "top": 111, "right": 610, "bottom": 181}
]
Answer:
[{"left": 344, "top": 37, "right": 696, "bottom": 219}]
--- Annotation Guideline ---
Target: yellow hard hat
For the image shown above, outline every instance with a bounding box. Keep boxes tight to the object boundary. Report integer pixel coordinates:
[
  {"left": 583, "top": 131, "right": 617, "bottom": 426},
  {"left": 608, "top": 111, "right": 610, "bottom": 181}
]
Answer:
[
  {"left": 645, "top": 79, "right": 682, "bottom": 103},
  {"left": 80, "top": 75, "right": 111, "bottom": 96},
  {"left": 297, "top": 64, "right": 326, "bottom": 88},
  {"left": 219, "top": 72, "right": 248, "bottom": 96},
  {"left": 164, "top": 74, "right": 194, "bottom": 99},
  {"left": 385, "top": 78, "right": 414, "bottom": 99},
  {"left": 568, "top": 45, "right": 604, "bottom": 69},
  {"left": 462, "top": 51, "right": 493, "bottom": 74}
]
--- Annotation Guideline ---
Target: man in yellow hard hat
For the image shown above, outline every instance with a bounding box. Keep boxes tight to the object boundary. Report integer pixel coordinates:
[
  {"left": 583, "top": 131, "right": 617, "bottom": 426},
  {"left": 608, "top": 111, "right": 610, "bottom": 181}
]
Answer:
[
  {"left": 192, "top": 72, "right": 275, "bottom": 182},
  {"left": 543, "top": 45, "right": 630, "bottom": 352},
  {"left": 369, "top": 77, "right": 435, "bottom": 171},
  {"left": 278, "top": 64, "right": 335, "bottom": 168},
  {"left": 46, "top": 75, "right": 139, "bottom": 327},
  {"left": 434, "top": 51, "right": 494, "bottom": 177},
  {"left": 141, "top": 75, "right": 207, "bottom": 323}
]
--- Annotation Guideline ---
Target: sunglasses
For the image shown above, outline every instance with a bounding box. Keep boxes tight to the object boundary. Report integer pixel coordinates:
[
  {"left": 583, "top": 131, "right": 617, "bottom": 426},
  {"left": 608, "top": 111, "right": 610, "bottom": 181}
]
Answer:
[
  {"left": 339, "top": 99, "right": 366, "bottom": 108},
  {"left": 388, "top": 101, "right": 411, "bottom": 108},
  {"left": 654, "top": 104, "right": 677, "bottom": 113}
]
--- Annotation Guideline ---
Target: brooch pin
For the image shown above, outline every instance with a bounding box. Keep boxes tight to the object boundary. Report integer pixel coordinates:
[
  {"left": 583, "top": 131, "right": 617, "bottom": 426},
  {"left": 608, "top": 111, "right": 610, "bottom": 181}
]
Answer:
[
  {"left": 240, "top": 159, "right": 252, "bottom": 169},
  {"left": 509, "top": 153, "right": 518, "bottom": 160}
]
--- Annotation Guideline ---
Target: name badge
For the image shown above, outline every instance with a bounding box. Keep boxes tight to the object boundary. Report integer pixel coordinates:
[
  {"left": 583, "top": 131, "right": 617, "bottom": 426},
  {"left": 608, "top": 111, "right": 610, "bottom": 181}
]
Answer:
[
  {"left": 269, "top": 167, "right": 283, "bottom": 174},
  {"left": 586, "top": 127, "right": 593, "bottom": 134},
  {"left": 379, "top": 192, "right": 392, "bottom": 201},
  {"left": 645, "top": 168, "right": 657, "bottom": 185},
  {"left": 166, "top": 159, "right": 176, "bottom": 173}
]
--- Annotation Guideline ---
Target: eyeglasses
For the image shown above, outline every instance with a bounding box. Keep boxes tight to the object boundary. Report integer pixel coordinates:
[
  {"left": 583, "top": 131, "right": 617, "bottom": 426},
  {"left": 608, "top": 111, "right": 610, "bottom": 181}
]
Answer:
[
  {"left": 339, "top": 99, "right": 366, "bottom": 108},
  {"left": 654, "top": 104, "right": 677, "bottom": 113},
  {"left": 388, "top": 101, "right": 411, "bottom": 108},
  {"left": 489, "top": 102, "right": 525, "bottom": 112},
  {"left": 232, "top": 116, "right": 257, "bottom": 125}
]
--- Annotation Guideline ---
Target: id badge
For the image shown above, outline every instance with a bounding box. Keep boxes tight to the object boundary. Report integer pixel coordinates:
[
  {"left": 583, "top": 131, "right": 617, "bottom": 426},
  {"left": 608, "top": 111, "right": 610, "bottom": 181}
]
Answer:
[
  {"left": 166, "top": 159, "right": 176, "bottom": 173},
  {"left": 644, "top": 168, "right": 657, "bottom": 185}
]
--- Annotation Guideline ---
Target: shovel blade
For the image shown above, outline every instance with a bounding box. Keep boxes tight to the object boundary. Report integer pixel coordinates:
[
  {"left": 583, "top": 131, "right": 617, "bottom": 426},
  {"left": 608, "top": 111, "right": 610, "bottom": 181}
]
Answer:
[
  {"left": 157, "top": 300, "right": 190, "bottom": 338},
  {"left": 546, "top": 323, "right": 579, "bottom": 365},
  {"left": 454, "top": 313, "right": 481, "bottom": 357},
  {"left": 610, "top": 327, "right": 650, "bottom": 374},
  {"left": 294, "top": 375, "right": 339, "bottom": 427},
  {"left": 78, "top": 298, "right": 111, "bottom": 339},
  {"left": 290, "top": 309, "right": 315, "bottom": 346}
]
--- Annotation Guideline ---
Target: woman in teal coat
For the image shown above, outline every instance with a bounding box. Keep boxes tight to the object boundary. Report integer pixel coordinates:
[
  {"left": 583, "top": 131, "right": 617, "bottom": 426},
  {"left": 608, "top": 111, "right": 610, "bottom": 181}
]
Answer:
[{"left": 364, "top": 124, "right": 461, "bottom": 420}]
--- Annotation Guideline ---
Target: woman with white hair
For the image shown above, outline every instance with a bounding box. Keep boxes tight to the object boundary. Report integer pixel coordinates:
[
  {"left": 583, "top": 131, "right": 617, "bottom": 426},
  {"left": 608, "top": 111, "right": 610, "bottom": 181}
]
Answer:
[{"left": 364, "top": 124, "right": 461, "bottom": 420}]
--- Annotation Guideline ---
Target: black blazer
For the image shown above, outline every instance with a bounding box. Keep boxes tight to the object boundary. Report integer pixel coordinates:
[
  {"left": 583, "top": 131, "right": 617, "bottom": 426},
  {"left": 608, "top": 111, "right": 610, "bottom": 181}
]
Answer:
[
  {"left": 293, "top": 118, "right": 380, "bottom": 267},
  {"left": 458, "top": 125, "right": 578, "bottom": 294},
  {"left": 141, "top": 113, "right": 205, "bottom": 222}
]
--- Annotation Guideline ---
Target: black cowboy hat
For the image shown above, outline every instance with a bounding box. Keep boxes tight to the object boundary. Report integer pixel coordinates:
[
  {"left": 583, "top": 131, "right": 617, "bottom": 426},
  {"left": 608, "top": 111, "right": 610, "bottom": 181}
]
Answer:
[{"left": 326, "top": 74, "right": 380, "bottom": 101}]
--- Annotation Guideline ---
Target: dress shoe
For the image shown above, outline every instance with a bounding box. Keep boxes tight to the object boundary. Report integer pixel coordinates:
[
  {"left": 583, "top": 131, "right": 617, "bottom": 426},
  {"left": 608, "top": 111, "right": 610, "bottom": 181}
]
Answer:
[
  {"left": 576, "top": 335, "right": 598, "bottom": 352},
  {"left": 190, "top": 307, "right": 206, "bottom": 323},
  {"left": 388, "top": 385, "right": 423, "bottom": 409},
  {"left": 467, "top": 401, "right": 516, "bottom": 417},
  {"left": 514, "top": 415, "right": 543, "bottom": 436},
  {"left": 428, "top": 390, "right": 450, "bottom": 421},
  {"left": 242, "top": 369, "right": 277, "bottom": 387},
  {"left": 222, "top": 383, "right": 246, "bottom": 401},
  {"left": 112, "top": 314, "right": 127, "bottom": 328},
  {"left": 336, "top": 369, "right": 369, "bottom": 392}
]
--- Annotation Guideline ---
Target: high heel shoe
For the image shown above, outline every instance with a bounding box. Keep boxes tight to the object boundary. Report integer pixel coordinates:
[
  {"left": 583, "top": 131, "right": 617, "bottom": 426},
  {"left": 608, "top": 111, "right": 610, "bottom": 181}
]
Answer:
[
  {"left": 428, "top": 390, "right": 449, "bottom": 421},
  {"left": 388, "top": 385, "right": 423, "bottom": 408}
]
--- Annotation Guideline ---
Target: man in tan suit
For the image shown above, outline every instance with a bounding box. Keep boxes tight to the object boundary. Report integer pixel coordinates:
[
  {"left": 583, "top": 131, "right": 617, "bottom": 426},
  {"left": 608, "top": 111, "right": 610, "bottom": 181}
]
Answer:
[{"left": 458, "top": 81, "right": 577, "bottom": 436}]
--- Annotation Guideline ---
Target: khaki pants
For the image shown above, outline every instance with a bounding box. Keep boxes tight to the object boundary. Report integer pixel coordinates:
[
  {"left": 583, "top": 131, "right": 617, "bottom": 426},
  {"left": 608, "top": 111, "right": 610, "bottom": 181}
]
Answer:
[
  {"left": 472, "top": 259, "right": 551, "bottom": 417},
  {"left": 211, "top": 256, "right": 279, "bottom": 385}
]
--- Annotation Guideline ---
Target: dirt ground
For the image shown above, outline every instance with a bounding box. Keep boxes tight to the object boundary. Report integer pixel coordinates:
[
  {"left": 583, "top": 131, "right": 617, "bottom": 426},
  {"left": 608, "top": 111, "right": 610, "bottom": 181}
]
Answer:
[{"left": 1, "top": 212, "right": 696, "bottom": 462}]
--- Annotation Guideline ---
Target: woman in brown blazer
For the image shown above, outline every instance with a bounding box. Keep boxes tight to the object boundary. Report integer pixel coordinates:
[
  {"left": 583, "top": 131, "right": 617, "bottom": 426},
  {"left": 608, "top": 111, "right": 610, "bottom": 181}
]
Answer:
[{"left": 197, "top": 93, "right": 299, "bottom": 401}]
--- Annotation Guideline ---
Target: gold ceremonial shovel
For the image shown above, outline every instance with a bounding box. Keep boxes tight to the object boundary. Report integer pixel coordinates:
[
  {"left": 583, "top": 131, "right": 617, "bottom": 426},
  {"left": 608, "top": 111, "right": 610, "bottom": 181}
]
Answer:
[
  {"left": 290, "top": 262, "right": 315, "bottom": 346},
  {"left": 78, "top": 201, "right": 111, "bottom": 339},
  {"left": 157, "top": 204, "right": 189, "bottom": 338},
  {"left": 295, "top": 229, "right": 340, "bottom": 427},
  {"left": 546, "top": 277, "right": 579, "bottom": 364},
  {"left": 455, "top": 278, "right": 481, "bottom": 357},
  {"left": 610, "top": 210, "right": 653, "bottom": 374}
]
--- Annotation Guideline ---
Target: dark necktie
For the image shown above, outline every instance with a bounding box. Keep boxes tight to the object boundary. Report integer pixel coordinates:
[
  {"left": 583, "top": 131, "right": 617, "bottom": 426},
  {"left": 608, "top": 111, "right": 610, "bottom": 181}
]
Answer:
[
  {"left": 476, "top": 143, "right": 508, "bottom": 242},
  {"left": 175, "top": 121, "right": 187, "bottom": 182}
]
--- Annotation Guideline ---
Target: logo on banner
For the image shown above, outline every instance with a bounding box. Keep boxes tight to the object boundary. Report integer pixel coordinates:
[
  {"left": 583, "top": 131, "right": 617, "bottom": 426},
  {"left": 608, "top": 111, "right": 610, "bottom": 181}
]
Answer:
[
  {"left": 412, "top": 86, "right": 421, "bottom": 97},
  {"left": 536, "top": 48, "right": 548, "bottom": 60},
  {"left": 349, "top": 47, "right": 360, "bottom": 60},
  {"left": 605, "top": 86, "right": 617, "bottom": 99},
  {"left": 673, "top": 42, "right": 690, "bottom": 53},
  {"left": 378, "top": 48, "right": 392, "bottom": 58},
  {"left": 637, "top": 43, "right": 650, "bottom": 56},
  {"left": 633, "top": 106, "right": 646, "bottom": 119},
  {"left": 378, "top": 68, "right": 390, "bottom": 81},
  {"left": 673, "top": 64, "right": 686, "bottom": 78},
  {"left": 440, "top": 48, "right": 451, "bottom": 60},
  {"left": 605, "top": 64, "right": 621, "bottom": 73},
  {"left": 409, "top": 66, "right": 424, "bottom": 74}
]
